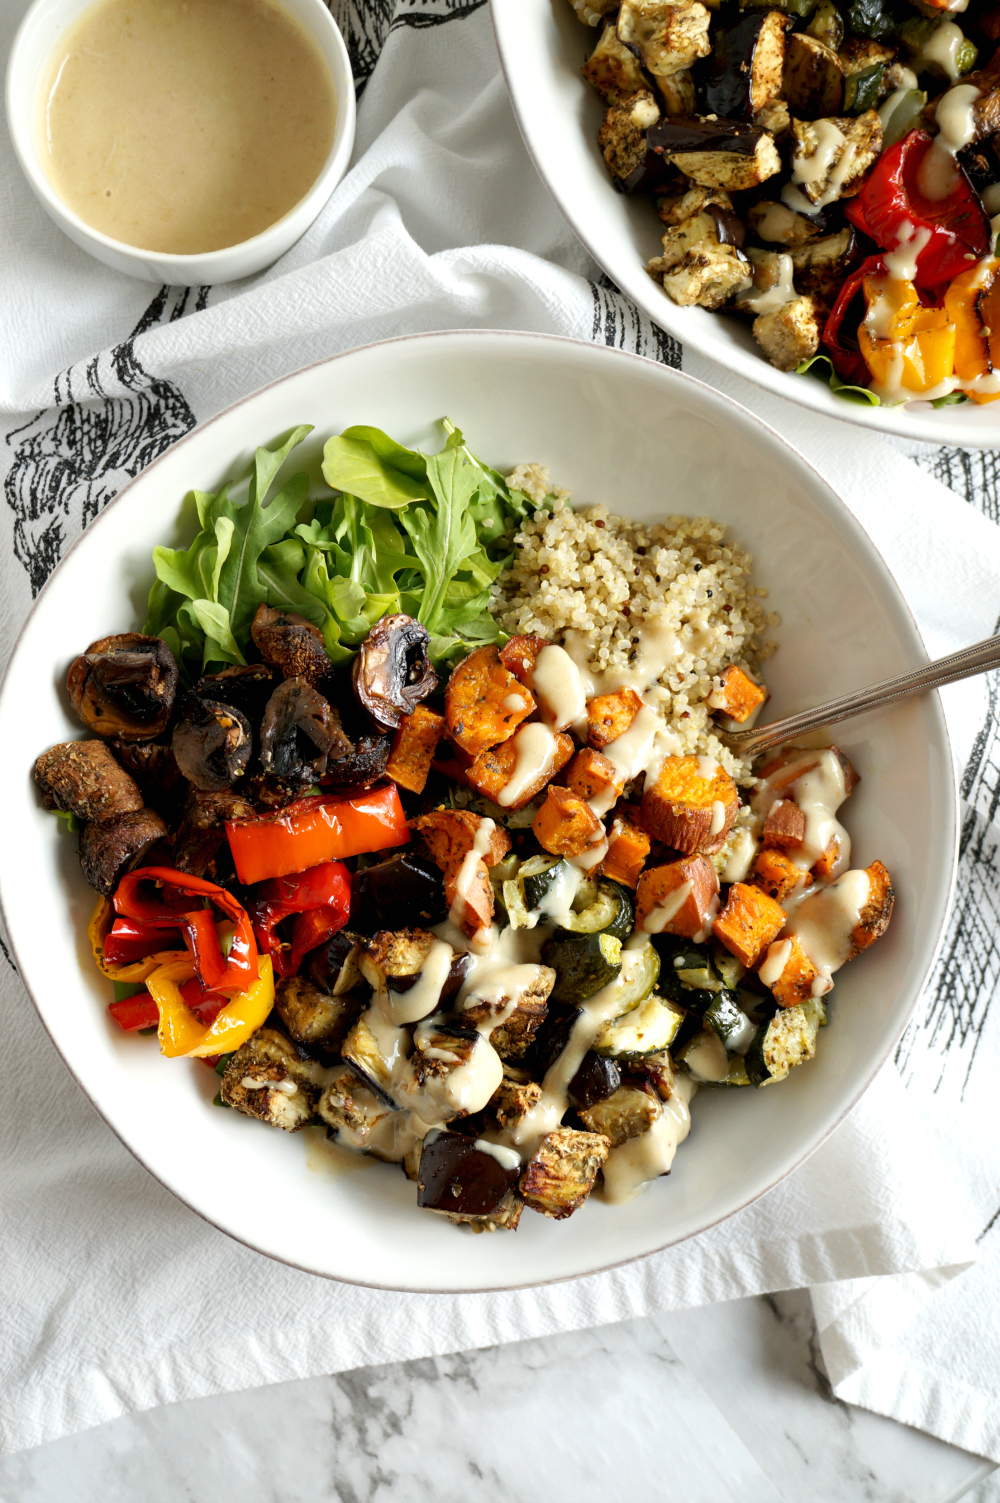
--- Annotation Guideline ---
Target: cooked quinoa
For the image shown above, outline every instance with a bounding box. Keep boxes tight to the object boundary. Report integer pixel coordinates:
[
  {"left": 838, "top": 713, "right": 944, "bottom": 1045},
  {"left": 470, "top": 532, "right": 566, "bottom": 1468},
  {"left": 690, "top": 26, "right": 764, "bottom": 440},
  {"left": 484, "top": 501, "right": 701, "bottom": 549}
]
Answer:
[{"left": 496, "top": 465, "right": 775, "bottom": 785}]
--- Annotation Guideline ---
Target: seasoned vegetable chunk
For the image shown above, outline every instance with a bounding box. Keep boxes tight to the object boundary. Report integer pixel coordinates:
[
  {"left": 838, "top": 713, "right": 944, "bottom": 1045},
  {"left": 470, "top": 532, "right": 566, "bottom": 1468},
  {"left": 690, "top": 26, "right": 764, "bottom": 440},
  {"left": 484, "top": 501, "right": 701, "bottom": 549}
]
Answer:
[
  {"left": 417, "top": 1131, "right": 523, "bottom": 1230},
  {"left": 398, "top": 1022, "right": 504, "bottom": 1126},
  {"left": 582, "top": 19, "right": 648, "bottom": 100},
  {"left": 460, "top": 963, "right": 555, "bottom": 1061},
  {"left": 617, "top": 0, "right": 713, "bottom": 81},
  {"left": 600, "top": 817, "right": 651, "bottom": 889},
  {"left": 274, "top": 973, "right": 363, "bottom": 1054},
  {"left": 519, "top": 1128, "right": 610, "bottom": 1219},
  {"left": 466, "top": 727, "right": 575, "bottom": 810},
  {"left": 490, "top": 1072, "right": 543, "bottom": 1132},
  {"left": 762, "top": 798, "right": 807, "bottom": 850},
  {"left": 579, "top": 1084, "right": 661, "bottom": 1148},
  {"left": 752, "top": 848, "right": 811, "bottom": 904},
  {"left": 707, "top": 664, "right": 766, "bottom": 723},
  {"left": 587, "top": 687, "right": 644, "bottom": 748},
  {"left": 758, "top": 934, "right": 821, "bottom": 1007},
  {"left": 221, "top": 1028, "right": 325, "bottom": 1130},
  {"left": 636, "top": 855, "right": 719, "bottom": 937},
  {"left": 533, "top": 785, "right": 606, "bottom": 858},
  {"left": 385, "top": 705, "right": 446, "bottom": 794},
  {"left": 852, "top": 861, "right": 894, "bottom": 956},
  {"left": 593, "top": 992, "right": 685, "bottom": 1057},
  {"left": 789, "top": 112, "right": 881, "bottom": 205},
  {"left": 640, "top": 755, "right": 738, "bottom": 854},
  {"left": 745, "top": 997, "right": 825, "bottom": 1086},
  {"left": 565, "top": 747, "right": 625, "bottom": 804},
  {"left": 713, "top": 881, "right": 786, "bottom": 967},
  {"left": 34, "top": 740, "right": 143, "bottom": 823},
  {"left": 444, "top": 645, "right": 535, "bottom": 757},
  {"left": 317, "top": 1065, "right": 396, "bottom": 1150},
  {"left": 753, "top": 295, "right": 822, "bottom": 371}
]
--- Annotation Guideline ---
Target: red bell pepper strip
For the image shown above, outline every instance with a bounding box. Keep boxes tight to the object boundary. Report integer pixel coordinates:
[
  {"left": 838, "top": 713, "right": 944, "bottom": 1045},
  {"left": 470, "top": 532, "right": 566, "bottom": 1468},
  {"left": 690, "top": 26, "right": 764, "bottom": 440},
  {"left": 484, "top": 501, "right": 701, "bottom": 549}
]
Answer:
[
  {"left": 844, "top": 130, "right": 989, "bottom": 288},
  {"left": 227, "top": 785, "right": 409, "bottom": 885},
  {"left": 822, "top": 256, "right": 885, "bottom": 384},
  {"left": 179, "top": 977, "right": 231, "bottom": 1028},
  {"left": 251, "top": 861, "right": 351, "bottom": 979},
  {"left": 108, "top": 993, "right": 161, "bottom": 1031},
  {"left": 113, "top": 867, "right": 257, "bottom": 994},
  {"left": 103, "top": 915, "right": 184, "bottom": 966}
]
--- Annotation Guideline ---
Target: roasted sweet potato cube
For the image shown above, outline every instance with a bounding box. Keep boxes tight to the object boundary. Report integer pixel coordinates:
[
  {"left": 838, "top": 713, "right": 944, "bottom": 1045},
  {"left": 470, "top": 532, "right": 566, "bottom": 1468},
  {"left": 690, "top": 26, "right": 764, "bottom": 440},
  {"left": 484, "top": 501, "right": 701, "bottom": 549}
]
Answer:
[
  {"left": 410, "top": 808, "right": 511, "bottom": 873},
  {"left": 640, "top": 755, "right": 738, "bottom": 855},
  {"left": 465, "top": 728, "right": 574, "bottom": 810},
  {"left": 499, "top": 634, "right": 550, "bottom": 684},
  {"left": 713, "top": 881, "right": 786, "bottom": 968},
  {"left": 851, "top": 861, "right": 894, "bottom": 958},
  {"left": 565, "top": 747, "right": 625, "bottom": 803},
  {"left": 532, "top": 785, "right": 606, "bottom": 858},
  {"left": 758, "top": 744, "right": 859, "bottom": 797},
  {"left": 708, "top": 664, "right": 766, "bottom": 723},
  {"left": 385, "top": 705, "right": 446, "bottom": 794},
  {"left": 759, "top": 935, "right": 820, "bottom": 1007},
  {"left": 587, "top": 687, "right": 643, "bottom": 749},
  {"left": 762, "top": 798, "right": 806, "bottom": 851},
  {"left": 752, "top": 848, "right": 810, "bottom": 905},
  {"left": 599, "top": 817, "right": 651, "bottom": 890},
  {"left": 636, "top": 855, "right": 719, "bottom": 938},
  {"left": 445, "top": 645, "right": 535, "bottom": 757},
  {"left": 812, "top": 835, "right": 845, "bottom": 880},
  {"left": 519, "top": 1128, "right": 610, "bottom": 1219}
]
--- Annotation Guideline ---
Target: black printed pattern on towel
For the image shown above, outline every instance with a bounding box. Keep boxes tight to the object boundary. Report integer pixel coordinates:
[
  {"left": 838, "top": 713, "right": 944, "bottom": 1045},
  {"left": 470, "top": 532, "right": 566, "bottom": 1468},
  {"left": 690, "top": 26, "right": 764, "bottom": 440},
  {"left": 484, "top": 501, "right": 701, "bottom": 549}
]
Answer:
[
  {"left": 329, "top": 0, "right": 487, "bottom": 90},
  {"left": 591, "top": 276, "right": 682, "bottom": 368},
  {"left": 910, "top": 446, "right": 1000, "bottom": 525},
  {"left": 4, "top": 286, "right": 202, "bottom": 597}
]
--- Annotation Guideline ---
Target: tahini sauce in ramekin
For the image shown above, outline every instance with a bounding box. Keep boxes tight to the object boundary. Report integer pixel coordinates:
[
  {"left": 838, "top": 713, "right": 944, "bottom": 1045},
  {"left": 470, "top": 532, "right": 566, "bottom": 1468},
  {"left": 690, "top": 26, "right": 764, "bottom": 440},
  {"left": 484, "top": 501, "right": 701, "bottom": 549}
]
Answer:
[{"left": 36, "top": 0, "right": 337, "bottom": 255}]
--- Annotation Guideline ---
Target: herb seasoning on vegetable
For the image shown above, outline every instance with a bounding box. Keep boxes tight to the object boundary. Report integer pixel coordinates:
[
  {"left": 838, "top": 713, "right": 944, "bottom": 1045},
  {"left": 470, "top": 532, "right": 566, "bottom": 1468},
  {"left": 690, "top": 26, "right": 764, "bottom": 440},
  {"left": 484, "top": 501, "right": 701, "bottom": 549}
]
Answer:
[{"left": 35, "top": 422, "right": 894, "bottom": 1229}]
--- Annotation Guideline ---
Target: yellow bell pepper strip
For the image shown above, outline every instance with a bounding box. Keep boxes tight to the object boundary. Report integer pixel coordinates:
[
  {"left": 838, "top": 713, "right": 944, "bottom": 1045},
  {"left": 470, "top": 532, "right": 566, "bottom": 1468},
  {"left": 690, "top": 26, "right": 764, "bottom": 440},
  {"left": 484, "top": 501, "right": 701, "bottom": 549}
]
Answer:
[
  {"left": 943, "top": 260, "right": 1000, "bottom": 404},
  {"left": 858, "top": 274, "right": 956, "bottom": 394},
  {"left": 147, "top": 954, "right": 275, "bottom": 1059},
  {"left": 88, "top": 897, "right": 186, "bottom": 984}
]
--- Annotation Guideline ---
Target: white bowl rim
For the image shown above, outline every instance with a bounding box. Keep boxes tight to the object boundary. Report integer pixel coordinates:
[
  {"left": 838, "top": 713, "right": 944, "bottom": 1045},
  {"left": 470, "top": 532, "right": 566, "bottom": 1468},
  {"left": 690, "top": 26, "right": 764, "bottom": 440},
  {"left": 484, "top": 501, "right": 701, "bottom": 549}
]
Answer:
[
  {"left": 0, "top": 328, "right": 958, "bottom": 1292},
  {"left": 488, "top": 0, "right": 1000, "bottom": 450},
  {"left": 4, "top": 0, "right": 357, "bottom": 273}
]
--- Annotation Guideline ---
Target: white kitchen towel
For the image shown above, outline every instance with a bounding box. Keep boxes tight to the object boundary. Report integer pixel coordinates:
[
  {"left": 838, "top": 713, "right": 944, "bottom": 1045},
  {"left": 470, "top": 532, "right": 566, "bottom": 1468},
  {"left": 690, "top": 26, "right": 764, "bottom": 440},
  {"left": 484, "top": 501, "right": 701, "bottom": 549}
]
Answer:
[{"left": 0, "top": 0, "right": 993, "bottom": 1460}]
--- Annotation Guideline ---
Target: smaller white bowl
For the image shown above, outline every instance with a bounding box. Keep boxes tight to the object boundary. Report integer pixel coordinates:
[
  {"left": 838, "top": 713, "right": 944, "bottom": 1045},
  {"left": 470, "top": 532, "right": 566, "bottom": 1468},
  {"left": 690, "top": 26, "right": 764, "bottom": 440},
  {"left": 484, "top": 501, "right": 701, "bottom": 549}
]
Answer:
[{"left": 5, "top": 0, "right": 356, "bottom": 285}]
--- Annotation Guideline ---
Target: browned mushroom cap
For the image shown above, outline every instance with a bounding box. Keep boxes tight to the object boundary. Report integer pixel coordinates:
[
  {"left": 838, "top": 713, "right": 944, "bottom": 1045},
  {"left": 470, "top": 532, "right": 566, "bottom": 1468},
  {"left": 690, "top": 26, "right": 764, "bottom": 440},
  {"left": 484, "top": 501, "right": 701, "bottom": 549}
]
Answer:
[
  {"left": 79, "top": 808, "right": 169, "bottom": 895},
  {"left": 173, "top": 789, "right": 256, "bottom": 878},
  {"left": 34, "top": 741, "right": 143, "bottom": 823},
  {"left": 172, "top": 696, "right": 253, "bottom": 792},
  {"left": 352, "top": 614, "right": 438, "bottom": 730},
  {"left": 251, "top": 604, "right": 331, "bottom": 683},
  {"left": 66, "top": 634, "right": 178, "bottom": 742},
  {"left": 194, "top": 663, "right": 276, "bottom": 725},
  {"left": 318, "top": 729, "right": 391, "bottom": 794},
  {"left": 260, "top": 677, "right": 353, "bottom": 785},
  {"left": 110, "top": 739, "right": 183, "bottom": 808}
]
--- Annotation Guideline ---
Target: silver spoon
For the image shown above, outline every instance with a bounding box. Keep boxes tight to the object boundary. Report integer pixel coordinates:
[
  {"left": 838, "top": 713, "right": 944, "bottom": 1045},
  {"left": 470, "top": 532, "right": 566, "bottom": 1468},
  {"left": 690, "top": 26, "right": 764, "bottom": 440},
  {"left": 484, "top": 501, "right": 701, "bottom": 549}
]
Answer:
[{"left": 720, "top": 631, "right": 1000, "bottom": 760}]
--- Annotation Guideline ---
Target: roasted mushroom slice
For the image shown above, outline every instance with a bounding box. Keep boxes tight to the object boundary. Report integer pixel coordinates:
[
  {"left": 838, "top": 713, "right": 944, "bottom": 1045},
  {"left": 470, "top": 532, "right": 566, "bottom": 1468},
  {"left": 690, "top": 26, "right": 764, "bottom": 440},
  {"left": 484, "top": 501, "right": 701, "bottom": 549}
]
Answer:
[
  {"left": 416, "top": 1130, "right": 523, "bottom": 1230},
  {"left": 109, "top": 738, "right": 183, "bottom": 809},
  {"left": 318, "top": 729, "right": 392, "bottom": 794},
  {"left": 66, "top": 633, "right": 178, "bottom": 742},
  {"left": 79, "top": 807, "right": 169, "bottom": 895},
  {"left": 352, "top": 614, "right": 438, "bottom": 731},
  {"left": 34, "top": 740, "right": 143, "bottom": 823},
  {"left": 250, "top": 604, "right": 332, "bottom": 683},
  {"left": 259, "top": 677, "right": 352, "bottom": 785},
  {"left": 703, "top": 11, "right": 788, "bottom": 121},
  {"left": 194, "top": 663, "right": 276, "bottom": 725},
  {"left": 171, "top": 695, "right": 252, "bottom": 793}
]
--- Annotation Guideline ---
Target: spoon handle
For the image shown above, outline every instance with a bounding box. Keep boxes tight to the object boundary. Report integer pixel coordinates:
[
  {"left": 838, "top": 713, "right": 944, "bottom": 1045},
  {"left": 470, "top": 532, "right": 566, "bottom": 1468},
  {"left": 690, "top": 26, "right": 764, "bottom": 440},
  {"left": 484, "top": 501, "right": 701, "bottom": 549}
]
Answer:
[{"left": 723, "top": 632, "right": 1000, "bottom": 759}]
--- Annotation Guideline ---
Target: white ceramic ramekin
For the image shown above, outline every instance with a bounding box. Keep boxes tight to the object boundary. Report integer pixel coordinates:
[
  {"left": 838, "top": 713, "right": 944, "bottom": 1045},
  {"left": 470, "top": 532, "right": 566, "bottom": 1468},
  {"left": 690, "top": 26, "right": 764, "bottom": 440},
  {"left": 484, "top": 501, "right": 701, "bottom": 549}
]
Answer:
[{"left": 5, "top": 0, "right": 356, "bottom": 284}]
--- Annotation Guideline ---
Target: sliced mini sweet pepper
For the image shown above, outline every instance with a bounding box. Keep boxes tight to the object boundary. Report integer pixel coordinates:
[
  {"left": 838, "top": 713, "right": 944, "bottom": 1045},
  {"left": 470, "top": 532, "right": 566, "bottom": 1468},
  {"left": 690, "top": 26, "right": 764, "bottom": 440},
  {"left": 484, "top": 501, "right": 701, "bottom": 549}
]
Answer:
[
  {"left": 251, "top": 860, "right": 351, "bottom": 979},
  {"left": 226, "top": 785, "right": 409, "bottom": 885},
  {"left": 822, "top": 256, "right": 885, "bottom": 385},
  {"left": 943, "top": 259, "right": 1000, "bottom": 403},
  {"left": 112, "top": 867, "right": 257, "bottom": 994},
  {"left": 108, "top": 991, "right": 161, "bottom": 1032},
  {"left": 88, "top": 897, "right": 186, "bottom": 983},
  {"left": 844, "top": 130, "right": 989, "bottom": 288},
  {"left": 858, "top": 274, "right": 956, "bottom": 393},
  {"left": 147, "top": 954, "right": 275, "bottom": 1059}
]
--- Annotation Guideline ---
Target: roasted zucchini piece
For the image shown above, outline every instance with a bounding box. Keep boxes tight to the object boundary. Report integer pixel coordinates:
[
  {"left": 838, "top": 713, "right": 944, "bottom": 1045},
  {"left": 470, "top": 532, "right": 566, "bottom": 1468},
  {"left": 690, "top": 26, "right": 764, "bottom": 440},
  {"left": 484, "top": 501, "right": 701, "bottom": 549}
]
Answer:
[
  {"left": 708, "top": 1055, "right": 752, "bottom": 1086},
  {"left": 519, "top": 1128, "right": 610, "bottom": 1220},
  {"left": 557, "top": 877, "right": 636, "bottom": 940},
  {"left": 676, "top": 1026, "right": 730, "bottom": 1081},
  {"left": 543, "top": 930, "right": 623, "bottom": 1004},
  {"left": 593, "top": 991, "right": 686, "bottom": 1058},
  {"left": 703, "top": 991, "right": 756, "bottom": 1051},
  {"left": 745, "top": 997, "right": 826, "bottom": 1086},
  {"left": 520, "top": 853, "right": 569, "bottom": 910},
  {"left": 578, "top": 1084, "right": 662, "bottom": 1148}
]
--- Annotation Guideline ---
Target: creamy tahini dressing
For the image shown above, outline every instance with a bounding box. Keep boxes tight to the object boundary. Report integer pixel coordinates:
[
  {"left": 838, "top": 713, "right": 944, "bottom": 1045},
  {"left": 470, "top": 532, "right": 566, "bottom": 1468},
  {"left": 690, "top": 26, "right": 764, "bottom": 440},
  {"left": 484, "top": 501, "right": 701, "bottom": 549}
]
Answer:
[
  {"left": 641, "top": 880, "right": 693, "bottom": 935},
  {"left": 921, "top": 83, "right": 980, "bottom": 200},
  {"left": 496, "top": 723, "right": 560, "bottom": 808},
  {"left": 37, "top": 0, "right": 337, "bottom": 255},
  {"left": 789, "top": 869, "right": 870, "bottom": 986},
  {"left": 751, "top": 748, "right": 849, "bottom": 878},
  {"left": 448, "top": 817, "right": 499, "bottom": 949},
  {"left": 531, "top": 645, "right": 587, "bottom": 731},
  {"left": 720, "top": 827, "right": 757, "bottom": 882},
  {"left": 758, "top": 937, "right": 792, "bottom": 989},
  {"left": 385, "top": 938, "right": 454, "bottom": 1025},
  {"left": 602, "top": 1074, "right": 696, "bottom": 1203}
]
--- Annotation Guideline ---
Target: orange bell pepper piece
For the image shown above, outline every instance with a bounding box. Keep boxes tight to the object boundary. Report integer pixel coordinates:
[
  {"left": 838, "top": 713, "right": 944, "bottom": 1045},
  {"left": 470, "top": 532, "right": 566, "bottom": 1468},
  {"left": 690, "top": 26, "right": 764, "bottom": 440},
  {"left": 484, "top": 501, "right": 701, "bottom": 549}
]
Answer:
[
  {"left": 858, "top": 275, "right": 956, "bottom": 394},
  {"left": 944, "top": 259, "right": 1000, "bottom": 404}
]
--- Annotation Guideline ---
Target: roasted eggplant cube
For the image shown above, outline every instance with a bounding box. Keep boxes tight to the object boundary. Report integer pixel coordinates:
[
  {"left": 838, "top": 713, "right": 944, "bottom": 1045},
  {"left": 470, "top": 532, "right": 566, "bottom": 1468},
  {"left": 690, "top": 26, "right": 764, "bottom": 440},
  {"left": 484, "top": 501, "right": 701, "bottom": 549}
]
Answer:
[
  {"left": 359, "top": 928, "right": 468, "bottom": 1012},
  {"left": 417, "top": 1131, "right": 522, "bottom": 1231},
  {"left": 789, "top": 227, "right": 858, "bottom": 313},
  {"left": 317, "top": 1064, "right": 396, "bottom": 1151},
  {"left": 519, "top": 1129, "right": 610, "bottom": 1220},
  {"left": 617, "top": 0, "right": 712, "bottom": 82},
  {"left": 651, "top": 117, "right": 781, "bottom": 190},
  {"left": 221, "top": 1028, "right": 325, "bottom": 1130},
  {"left": 342, "top": 1011, "right": 408, "bottom": 1107},
  {"left": 789, "top": 111, "right": 881, "bottom": 205},
  {"left": 351, "top": 848, "right": 449, "bottom": 933},
  {"left": 582, "top": 19, "right": 648, "bottom": 99},
  {"left": 752, "top": 295, "right": 822, "bottom": 371},
  {"left": 567, "top": 1051, "right": 622, "bottom": 1110},
  {"left": 579, "top": 1084, "right": 662, "bottom": 1148},
  {"left": 703, "top": 11, "right": 787, "bottom": 121},
  {"left": 598, "top": 91, "right": 679, "bottom": 194},
  {"left": 490, "top": 1072, "right": 544, "bottom": 1131},
  {"left": 399, "top": 1023, "right": 504, "bottom": 1125},
  {"left": 745, "top": 997, "right": 826, "bottom": 1086},
  {"left": 593, "top": 992, "right": 686, "bottom": 1057},
  {"left": 461, "top": 963, "right": 555, "bottom": 1062},
  {"left": 782, "top": 33, "right": 844, "bottom": 119},
  {"left": 650, "top": 203, "right": 752, "bottom": 308},
  {"left": 275, "top": 973, "right": 363, "bottom": 1056},
  {"left": 635, "top": 1048, "right": 677, "bottom": 1100}
]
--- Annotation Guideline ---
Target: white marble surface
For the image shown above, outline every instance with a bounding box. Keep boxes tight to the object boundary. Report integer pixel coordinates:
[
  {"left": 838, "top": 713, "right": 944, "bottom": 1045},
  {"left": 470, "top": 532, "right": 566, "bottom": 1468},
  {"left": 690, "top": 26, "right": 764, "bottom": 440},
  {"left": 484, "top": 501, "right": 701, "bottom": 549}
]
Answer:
[{"left": 0, "top": 1296, "right": 993, "bottom": 1503}]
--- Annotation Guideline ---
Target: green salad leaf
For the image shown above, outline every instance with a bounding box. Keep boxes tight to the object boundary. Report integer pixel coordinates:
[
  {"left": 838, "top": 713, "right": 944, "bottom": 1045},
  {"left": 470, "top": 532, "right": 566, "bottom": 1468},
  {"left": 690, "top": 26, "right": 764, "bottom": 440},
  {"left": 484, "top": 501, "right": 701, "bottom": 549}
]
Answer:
[
  {"left": 145, "top": 419, "right": 550, "bottom": 680},
  {"left": 795, "top": 353, "right": 881, "bottom": 406}
]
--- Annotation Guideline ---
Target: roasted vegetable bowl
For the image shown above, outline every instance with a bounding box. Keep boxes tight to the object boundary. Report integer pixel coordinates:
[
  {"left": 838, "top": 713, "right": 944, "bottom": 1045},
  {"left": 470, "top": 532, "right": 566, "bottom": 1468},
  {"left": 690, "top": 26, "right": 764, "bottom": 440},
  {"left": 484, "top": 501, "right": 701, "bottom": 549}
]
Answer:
[{"left": 32, "top": 417, "right": 896, "bottom": 1236}]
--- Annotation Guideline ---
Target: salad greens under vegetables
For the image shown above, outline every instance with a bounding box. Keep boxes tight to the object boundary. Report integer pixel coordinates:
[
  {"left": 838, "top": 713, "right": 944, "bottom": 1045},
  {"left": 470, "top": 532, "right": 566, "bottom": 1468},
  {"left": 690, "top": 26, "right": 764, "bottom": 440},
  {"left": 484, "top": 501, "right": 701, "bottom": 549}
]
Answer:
[{"left": 145, "top": 420, "right": 554, "bottom": 681}]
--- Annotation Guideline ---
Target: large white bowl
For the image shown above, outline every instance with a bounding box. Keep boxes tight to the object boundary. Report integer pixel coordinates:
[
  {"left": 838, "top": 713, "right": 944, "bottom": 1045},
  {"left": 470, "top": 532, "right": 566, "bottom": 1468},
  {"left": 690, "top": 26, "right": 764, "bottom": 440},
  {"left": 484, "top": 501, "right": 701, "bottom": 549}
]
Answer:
[
  {"left": 490, "top": 0, "right": 1000, "bottom": 449},
  {"left": 5, "top": 0, "right": 356, "bottom": 285},
  {"left": 0, "top": 331, "right": 956, "bottom": 1291}
]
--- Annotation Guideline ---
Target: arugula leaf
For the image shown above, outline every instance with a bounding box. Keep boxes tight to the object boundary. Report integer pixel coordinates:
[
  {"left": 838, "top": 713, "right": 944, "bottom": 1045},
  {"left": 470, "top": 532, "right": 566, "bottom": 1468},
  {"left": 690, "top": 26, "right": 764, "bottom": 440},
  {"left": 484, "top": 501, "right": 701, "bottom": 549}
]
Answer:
[
  {"left": 931, "top": 392, "right": 970, "bottom": 408},
  {"left": 796, "top": 353, "right": 881, "bottom": 406},
  {"left": 321, "top": 429, "right": 431, "bottom": 509}
]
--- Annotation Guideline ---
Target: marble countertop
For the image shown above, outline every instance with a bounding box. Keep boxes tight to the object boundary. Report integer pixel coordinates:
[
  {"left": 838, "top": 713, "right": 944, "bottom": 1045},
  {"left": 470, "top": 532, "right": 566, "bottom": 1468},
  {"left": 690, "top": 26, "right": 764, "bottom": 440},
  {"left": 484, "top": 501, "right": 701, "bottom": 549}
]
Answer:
[{"left": 1, "top": 1294, "right": 995, "bottom": 1503}]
